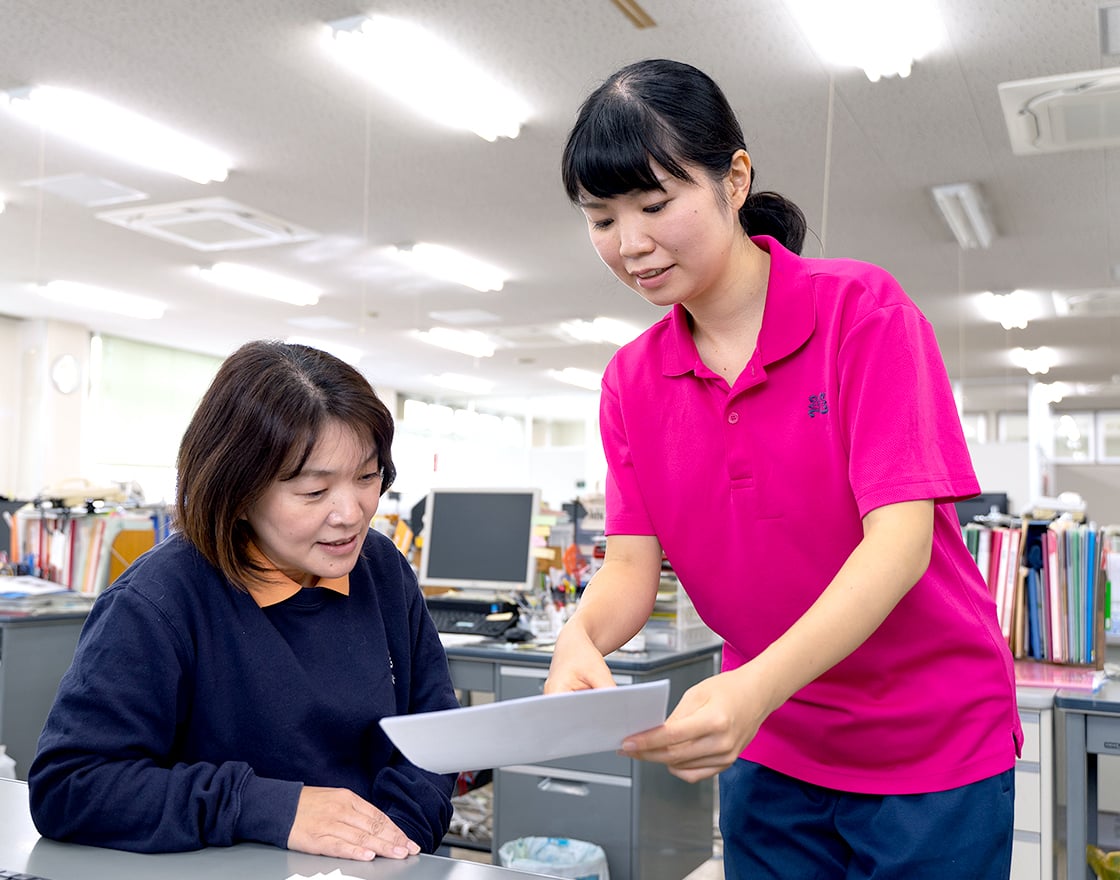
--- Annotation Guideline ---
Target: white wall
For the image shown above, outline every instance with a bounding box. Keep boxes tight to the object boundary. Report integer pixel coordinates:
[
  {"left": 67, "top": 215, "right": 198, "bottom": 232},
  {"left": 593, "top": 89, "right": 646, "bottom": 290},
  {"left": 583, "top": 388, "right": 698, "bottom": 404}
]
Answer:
[
  {"left": 967, "top": 440, "right": 1030, "bottom": 514},
  {"left": 0, "top": 315, "right": 22, "bottom": 498},
  {"left": 2, "top": 317, "right": 89, "bottom": 500}
]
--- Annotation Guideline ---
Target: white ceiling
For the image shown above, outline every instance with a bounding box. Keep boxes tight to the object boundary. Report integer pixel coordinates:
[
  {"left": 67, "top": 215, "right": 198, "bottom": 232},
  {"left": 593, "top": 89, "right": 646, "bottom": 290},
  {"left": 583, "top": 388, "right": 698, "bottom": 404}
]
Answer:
[{"left": 2, "top": 0, "right": 1120, "bottom": 420}]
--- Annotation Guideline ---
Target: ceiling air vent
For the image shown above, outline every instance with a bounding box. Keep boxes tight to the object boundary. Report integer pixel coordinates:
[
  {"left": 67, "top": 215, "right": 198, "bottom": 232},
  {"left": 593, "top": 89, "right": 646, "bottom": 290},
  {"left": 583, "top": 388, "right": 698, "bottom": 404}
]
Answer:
[
  {"left": 96, "top": 197, "right": 317, "bottom": 251},
  {"left": 1051, "top": 287, "right": 1120, "bottom": 317},
  {"left": 998, "top": 67, "right": 1120, "bottom": 154}
]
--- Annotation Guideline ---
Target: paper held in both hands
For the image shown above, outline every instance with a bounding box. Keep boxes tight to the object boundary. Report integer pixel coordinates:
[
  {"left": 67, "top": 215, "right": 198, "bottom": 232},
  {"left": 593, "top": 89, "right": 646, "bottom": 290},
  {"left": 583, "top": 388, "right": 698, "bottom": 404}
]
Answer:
[{"left": 380, "top": 680, "right": 670, "bottom": 774}]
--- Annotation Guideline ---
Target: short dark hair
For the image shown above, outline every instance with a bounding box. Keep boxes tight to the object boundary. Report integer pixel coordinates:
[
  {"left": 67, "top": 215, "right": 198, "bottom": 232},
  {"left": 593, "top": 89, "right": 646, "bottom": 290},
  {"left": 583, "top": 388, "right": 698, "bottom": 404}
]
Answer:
[
  {"left": 561, "top": 58, "right": 806, "bottom": 255},
  {"left": 174, "top": 340, "right": 396, "bottom": 589}
]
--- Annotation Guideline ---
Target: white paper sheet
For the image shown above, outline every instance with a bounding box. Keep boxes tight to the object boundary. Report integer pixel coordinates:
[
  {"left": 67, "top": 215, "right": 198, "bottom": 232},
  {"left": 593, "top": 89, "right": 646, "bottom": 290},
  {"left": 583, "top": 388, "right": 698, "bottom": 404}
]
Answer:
[{"left": 380, "top": 679, "right": 670, "bottom": 774}]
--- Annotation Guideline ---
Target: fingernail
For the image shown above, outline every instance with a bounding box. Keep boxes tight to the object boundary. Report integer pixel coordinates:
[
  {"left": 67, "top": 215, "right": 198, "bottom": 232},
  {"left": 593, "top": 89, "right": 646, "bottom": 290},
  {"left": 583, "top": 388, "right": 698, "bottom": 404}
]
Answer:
[
  {"left": 620, "top": 740, "right": 636, "bottom": 752},
  {"left": 392, "top": 845, "right": 409, "bottom": 858}
]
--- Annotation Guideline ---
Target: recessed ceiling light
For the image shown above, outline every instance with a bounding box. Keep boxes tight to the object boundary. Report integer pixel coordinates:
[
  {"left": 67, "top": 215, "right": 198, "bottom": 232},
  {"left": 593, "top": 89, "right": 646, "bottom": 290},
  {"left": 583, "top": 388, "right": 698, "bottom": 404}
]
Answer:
[
  {"left": 782, "top": 0, "right": 942, "bottom": 81},
  {"left": 285, "top": 336, "right": 364, "bottom": 365},
  {"left": 977, "top": 290, "right": 1038, "bottom": 329},
  {"left": 195, "top": 262, "right": 321, "bottom": 306},
  {"left": 559, "top": 316, "right": 642, "bottom": 346},
  {"left": 427, "top": 373, "right": 496, "bottom": 394},
  {"left": 930, "top": 182, "right": 995, "bottom": 250},
  {"left": 415, "top": 327, "right": 497, "bottom": 358},
  {"left": 392, "top": 243, "right": 507, "bottom": 292},
  {"left": 37, "top": 280, "right": 165, "bottom": 320},
  {"left": 324, "top": 15, "right": 530, "bottom": 141},
  {"left": 1010, "top": 346, "right": 1058, "bottom": 375},
  {"left": 548, "top": 367, "right": 602, "bottom": 391},
  {"left": 2, "top": 86, "right": 231, "bottom": 184}
]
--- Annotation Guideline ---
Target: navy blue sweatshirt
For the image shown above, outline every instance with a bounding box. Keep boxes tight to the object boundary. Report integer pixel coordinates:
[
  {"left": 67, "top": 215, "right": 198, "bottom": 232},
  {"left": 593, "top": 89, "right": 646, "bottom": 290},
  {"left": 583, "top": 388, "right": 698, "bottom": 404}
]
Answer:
[{"left": 28, "top": 530, "right": 458, "bottom": 853}]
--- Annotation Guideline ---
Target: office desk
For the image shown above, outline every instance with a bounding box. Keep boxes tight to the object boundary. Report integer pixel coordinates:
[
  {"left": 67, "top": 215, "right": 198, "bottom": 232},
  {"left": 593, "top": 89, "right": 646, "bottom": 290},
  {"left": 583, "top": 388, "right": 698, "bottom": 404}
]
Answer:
[
  {"left": 442, "top": 639, "right": 722, "bottom": 880},
  {"left": 0, "top": 779, "right": 545, "bottom": 879},
  {"left": 1056, "top": 679, "right": 1120, "bottom": 880},
  {"left": 0, "top": 603, "right": 89, "bottom": 778}
]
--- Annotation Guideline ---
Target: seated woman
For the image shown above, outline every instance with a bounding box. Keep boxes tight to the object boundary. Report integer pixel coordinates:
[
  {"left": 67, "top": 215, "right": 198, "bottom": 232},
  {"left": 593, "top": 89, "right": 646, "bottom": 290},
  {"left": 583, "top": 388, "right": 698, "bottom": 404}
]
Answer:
[{"left": 29, "top": 340, "right": 459, "bottom": 862}]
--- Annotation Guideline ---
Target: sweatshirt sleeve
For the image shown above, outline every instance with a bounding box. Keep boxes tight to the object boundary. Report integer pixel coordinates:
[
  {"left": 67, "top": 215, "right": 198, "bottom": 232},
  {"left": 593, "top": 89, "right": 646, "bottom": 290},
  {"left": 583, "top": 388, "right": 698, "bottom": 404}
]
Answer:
[
  {"left": 28, "top": 585, "right": 302, "bottom": 852},
  {"left": 369, "top": 552, "right": 459, "bottom": 852}
]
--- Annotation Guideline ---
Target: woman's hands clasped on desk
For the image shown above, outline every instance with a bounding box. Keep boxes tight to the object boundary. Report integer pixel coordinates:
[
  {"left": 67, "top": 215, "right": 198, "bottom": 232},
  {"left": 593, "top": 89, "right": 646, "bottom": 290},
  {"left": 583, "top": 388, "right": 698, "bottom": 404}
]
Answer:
[{"left": 288, "top": 786, "right": 420, "bottom": 861}]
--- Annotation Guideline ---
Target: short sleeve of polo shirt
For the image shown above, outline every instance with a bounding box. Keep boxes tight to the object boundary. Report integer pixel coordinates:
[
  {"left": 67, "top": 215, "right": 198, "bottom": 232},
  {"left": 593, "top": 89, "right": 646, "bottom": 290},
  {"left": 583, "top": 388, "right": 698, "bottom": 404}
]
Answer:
[
  {"left": 832, "top": 272, "right": 978, "bottom": 516},
  {"left": 600, "top": 370, "right": 655, "bottom": 537}
]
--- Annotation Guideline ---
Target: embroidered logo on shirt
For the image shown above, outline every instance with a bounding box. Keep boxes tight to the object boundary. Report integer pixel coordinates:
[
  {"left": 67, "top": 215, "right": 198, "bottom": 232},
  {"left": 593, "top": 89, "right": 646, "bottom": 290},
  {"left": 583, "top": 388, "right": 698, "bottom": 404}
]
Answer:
[
  {"left": 388, "top": 652, "right": 396, "bottom": 685},
  {"left": 808, "top": 393, "right": 829, "bottom": 418}
]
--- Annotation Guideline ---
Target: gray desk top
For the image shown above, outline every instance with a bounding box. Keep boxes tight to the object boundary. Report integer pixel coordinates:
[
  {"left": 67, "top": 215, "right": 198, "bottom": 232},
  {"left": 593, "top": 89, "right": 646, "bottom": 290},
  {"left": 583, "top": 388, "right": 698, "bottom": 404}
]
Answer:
[
  {"left": 1054, "top": 677, "right": 1120, "bottom": 712},
  {"left": 0, "top": 780, "right": 545, "bottom": 880},
  {"left": 442, "top": 639, "right": 721, "bottom": 672}
]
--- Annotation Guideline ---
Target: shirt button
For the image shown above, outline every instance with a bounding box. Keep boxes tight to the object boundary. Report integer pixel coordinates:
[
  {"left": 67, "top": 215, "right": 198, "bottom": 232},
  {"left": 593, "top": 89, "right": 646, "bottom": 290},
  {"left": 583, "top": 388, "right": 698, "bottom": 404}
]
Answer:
[{"left": 728, "top": 412, "right": 740, "bottom": 424}]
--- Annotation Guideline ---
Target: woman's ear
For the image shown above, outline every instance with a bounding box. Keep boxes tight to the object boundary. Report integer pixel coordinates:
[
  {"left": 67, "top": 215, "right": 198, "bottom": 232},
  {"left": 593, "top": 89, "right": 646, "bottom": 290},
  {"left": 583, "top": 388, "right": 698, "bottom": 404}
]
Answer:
[{"left": 728, "top": 149, "right": 752, "bottom": 207}]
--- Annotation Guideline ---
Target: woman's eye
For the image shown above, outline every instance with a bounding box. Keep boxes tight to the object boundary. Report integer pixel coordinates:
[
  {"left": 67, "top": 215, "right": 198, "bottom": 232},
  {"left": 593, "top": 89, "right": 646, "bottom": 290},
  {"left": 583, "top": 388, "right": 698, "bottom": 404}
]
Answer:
[
  {"left": 590, "top": 217, "right": 613, "bottom": 230},
  {"left": 303, "top": 489, "right": 327, "bottom": 499},
  {"left": 643, "top": 200, "right": 667, "bottom": 214},
  {"left": 359, "top": 471, "right": 380, "bottom": 483}
]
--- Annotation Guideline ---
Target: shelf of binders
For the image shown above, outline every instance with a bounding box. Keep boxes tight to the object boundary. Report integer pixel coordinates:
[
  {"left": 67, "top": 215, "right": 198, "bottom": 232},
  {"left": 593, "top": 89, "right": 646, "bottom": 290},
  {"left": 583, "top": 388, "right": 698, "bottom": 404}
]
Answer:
[
  {"left": 962, "top": 516, "right": 1117, "bottom": 673},
  {"left": 11, "top": 502, "right": 170, "bottom": 595},
  {"left": 641, "top": 573, "right": 722, "bottom": 651}
]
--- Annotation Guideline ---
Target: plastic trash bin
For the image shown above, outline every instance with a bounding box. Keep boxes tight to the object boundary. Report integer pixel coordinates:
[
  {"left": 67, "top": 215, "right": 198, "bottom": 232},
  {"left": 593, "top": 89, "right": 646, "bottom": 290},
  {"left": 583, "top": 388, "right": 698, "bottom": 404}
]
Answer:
[{"left": 497, "top": 836, "right": 610, "bottom": 880}]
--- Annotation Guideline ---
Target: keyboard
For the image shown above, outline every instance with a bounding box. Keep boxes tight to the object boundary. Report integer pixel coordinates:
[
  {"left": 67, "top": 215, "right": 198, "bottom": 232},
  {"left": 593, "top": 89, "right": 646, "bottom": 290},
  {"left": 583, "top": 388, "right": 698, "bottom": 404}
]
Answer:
[{"left": 426, "top": 596, "right": 519, "bottom": 638}]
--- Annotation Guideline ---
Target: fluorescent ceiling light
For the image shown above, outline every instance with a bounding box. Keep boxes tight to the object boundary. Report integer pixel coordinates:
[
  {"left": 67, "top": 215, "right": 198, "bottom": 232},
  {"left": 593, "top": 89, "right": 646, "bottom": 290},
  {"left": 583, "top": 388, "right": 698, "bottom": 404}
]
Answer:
[
  {"left": 325, "top": 15, "right": 530, "bottom": 141},
  {"left": 393, "top": 242, "right": 507, "bottom": 292},
  {"left": 37, "top": 281, "right": 165, "bottom": 320},
  {"left": 1034, "top": 381, "right": 1069, "bottom": 404},
  {"left": 1010, "top": 346, "right": 1058, "bottom": 375},
  {"left": 559, "top": 316, "right": 642, "bottom": 347},
  {"left": 196, "top": 262, "right": 321, "bottom": 306},
  {"left": 2, "top": 86, "right": 231, "bottom": 184},
  {"left": 978, "top": 289, "right": 1038, "bottom": 330},
  {"left": 416, "top": 327, "right": 497, "bottom": 358},
  {"left": 931, "top": 182, "right": 996, "bottom": 250},
  {"left": 285, "top": 336, "right": 364, "bottom": 365},
  {"left": 427, "top": 373, "right": 496, "bottom": 395},
  {"left": 548, "top": 367, "right": 602, "bottom": 391},
  {"left": 783, "top": 0, "right": 942, "bottom": 81}
]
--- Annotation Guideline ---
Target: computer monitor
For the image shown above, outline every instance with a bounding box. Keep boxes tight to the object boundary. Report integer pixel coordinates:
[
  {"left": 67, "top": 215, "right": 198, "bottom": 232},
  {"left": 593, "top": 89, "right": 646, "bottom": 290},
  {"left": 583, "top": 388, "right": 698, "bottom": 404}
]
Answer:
[
  {"left": 955, "top": 492, "right": 1010, "bottom": 525},
  {"left": 418, "top": 487, "right": 541, "bottom": 593}
]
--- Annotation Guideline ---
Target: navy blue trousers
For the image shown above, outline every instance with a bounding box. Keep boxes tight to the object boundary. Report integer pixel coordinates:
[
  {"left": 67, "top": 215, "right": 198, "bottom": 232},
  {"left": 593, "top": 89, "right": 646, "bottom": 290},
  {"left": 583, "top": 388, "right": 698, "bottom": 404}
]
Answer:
[{"left": 718, "top": 760, "right": 1014, "bottom": 879}]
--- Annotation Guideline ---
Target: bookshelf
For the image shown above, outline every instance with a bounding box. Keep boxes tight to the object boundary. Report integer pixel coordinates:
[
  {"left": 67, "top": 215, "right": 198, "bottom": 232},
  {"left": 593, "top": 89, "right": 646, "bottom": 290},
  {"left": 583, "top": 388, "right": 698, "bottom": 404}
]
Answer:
[
  {"left": 962, "top": 515, "right": 1115, "bottom": 681},
  {"left": 10, "top": 502, "right": 169, "bottom": 595}
]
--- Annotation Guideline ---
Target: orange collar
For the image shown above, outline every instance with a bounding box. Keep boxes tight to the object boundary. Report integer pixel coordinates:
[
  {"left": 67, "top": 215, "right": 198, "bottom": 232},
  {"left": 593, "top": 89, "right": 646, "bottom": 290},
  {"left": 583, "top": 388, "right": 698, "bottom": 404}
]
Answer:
[{"left": 244, "top": 544, "right": 350, "bottom": 608}]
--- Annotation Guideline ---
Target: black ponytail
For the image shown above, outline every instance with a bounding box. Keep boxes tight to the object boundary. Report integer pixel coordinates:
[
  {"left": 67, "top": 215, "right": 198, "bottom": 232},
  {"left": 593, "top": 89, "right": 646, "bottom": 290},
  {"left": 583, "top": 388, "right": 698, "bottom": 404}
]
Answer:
[{"left": 741, "top": 191, "right": 807, "bottom": 255}]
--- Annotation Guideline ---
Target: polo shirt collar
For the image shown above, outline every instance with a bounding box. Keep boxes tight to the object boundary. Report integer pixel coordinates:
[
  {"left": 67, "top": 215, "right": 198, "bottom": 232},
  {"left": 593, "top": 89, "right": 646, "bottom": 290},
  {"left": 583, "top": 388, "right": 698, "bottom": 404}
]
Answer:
[
  {"left": 661, "top": 235, "right": 816, "bottom": 377},
  {"left": 244, "top": 544, "right": 350, "bottom": 608}
]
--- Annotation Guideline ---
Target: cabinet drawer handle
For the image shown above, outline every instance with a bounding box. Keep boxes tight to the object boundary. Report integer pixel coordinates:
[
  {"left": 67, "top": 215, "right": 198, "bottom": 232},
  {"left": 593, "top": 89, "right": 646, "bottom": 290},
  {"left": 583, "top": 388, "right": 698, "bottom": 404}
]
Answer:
[{"left": 536, "top": 777, "right": 590, "bottom": 797}]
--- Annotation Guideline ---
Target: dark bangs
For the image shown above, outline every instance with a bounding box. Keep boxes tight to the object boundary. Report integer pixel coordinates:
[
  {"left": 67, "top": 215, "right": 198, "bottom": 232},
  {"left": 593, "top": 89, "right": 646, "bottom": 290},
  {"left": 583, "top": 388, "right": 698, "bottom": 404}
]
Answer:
[{"left": 562, "top": 97, "right": 693, "bottom": 202}]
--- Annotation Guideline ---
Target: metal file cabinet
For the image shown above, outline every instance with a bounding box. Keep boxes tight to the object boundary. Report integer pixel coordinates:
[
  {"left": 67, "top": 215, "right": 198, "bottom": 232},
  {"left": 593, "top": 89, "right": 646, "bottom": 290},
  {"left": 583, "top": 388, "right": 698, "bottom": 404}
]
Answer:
[
  {"left": 1012, "top": 688, "right": 1056, "bottom": 880},
  {"left": 0, "top": 610, "right": 87, "bottom": 779},
  {"left": 489, "top": 655, "right": 716, "bottom": 880}
]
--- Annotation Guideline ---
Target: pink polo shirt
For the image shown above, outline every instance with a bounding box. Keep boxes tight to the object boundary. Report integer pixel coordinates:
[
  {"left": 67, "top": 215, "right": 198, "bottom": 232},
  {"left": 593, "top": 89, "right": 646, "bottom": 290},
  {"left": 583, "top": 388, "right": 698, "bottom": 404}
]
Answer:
[{"left": 600, "top": 236, "right": 1021, "bottom": 794}]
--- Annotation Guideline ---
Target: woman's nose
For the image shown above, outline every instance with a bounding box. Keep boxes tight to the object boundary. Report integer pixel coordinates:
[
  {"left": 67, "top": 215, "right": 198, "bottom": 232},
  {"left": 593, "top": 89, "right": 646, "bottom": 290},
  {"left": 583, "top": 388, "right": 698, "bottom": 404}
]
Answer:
[{"left": 328, "top": 493, "right": 361, "bottom": 525}]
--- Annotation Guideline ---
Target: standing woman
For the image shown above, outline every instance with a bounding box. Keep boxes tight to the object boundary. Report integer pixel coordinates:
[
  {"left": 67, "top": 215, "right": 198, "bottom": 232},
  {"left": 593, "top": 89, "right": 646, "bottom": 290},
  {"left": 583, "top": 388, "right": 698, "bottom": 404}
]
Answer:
[
  {"left": 30, "top": 341, "right": 458, "bottom": 861},
  {"left": 544, "top": 59, "right": 1021, "bottom": 879}
]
